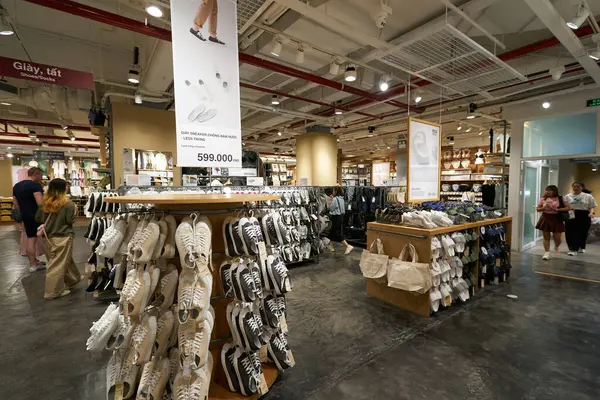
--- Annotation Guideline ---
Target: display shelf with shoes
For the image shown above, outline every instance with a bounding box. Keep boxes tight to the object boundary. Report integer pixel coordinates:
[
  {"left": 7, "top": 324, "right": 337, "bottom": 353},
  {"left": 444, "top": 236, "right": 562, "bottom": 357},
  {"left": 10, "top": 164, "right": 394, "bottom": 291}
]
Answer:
[
  {"left": 363, "top": 216, "right": 512, "bottom": 318},
  {"left": 90, "top": 191, "right": 293, "bottom": 399}
]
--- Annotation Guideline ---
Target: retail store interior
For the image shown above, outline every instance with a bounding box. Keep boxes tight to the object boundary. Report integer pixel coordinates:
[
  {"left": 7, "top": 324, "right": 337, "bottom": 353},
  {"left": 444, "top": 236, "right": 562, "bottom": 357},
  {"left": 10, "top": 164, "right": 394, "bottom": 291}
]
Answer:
[{"left": 1, "top": 0, "right": 600, "bottom": 399}]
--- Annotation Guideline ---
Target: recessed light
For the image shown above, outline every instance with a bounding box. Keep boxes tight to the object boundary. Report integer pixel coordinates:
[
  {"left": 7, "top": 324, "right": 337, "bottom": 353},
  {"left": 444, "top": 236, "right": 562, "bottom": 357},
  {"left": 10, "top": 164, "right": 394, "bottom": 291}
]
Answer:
[
  {"left": 542, "top": 101, "right": 551, "bottom": 109},
  {"left": 0, "top": 102, "right": 11, "bottom": 106},
  {"left": 277, "top": 131, "right": 282, "bottom": 136},
  {"left": 145, "top": 5, "right": 163, "bottom": 18}
]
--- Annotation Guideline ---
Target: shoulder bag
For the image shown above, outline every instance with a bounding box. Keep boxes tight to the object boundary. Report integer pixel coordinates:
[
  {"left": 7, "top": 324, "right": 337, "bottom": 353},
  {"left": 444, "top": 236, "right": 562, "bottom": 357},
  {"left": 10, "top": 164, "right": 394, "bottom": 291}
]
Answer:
[
  {"left": 360, "top": 238, "right": 388, "bottom": 281},
  {"left": 37, "top": 213, "right": 53, "bottom": 240},
  {"left": 557, "top": 196, "right": 574, "bottom": 222},
  {"left": 387, "top": 243, "right": 432, "bottom": 294}
]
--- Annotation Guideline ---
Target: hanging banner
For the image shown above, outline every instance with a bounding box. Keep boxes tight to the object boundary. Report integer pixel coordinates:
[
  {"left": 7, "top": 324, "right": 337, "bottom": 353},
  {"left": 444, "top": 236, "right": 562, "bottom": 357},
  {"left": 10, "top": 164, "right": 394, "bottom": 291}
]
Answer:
[
  {"left": 170, "top": 0, "right": 242, "bottom": 168},
  {"left": 407, "top": 118, "right": 441, "bottom": 202},
  {"left": 0, "top": 57, "right": 94, "bottom": 91}
]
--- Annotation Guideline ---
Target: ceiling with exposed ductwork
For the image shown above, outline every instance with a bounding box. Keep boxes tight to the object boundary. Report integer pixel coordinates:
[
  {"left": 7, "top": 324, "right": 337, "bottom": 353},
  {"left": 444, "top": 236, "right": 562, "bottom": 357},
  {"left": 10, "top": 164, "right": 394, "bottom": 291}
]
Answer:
[{"left": 0, "top": 0, "right": 599, "bottom": 157}]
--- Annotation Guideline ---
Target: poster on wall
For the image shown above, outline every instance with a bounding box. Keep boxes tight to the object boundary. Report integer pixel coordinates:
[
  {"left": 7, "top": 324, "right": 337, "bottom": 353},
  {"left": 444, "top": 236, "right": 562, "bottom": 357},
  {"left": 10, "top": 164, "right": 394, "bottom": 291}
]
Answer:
[
  {"left": 407, "top": 118, "right": 441, "bottom": 202},
  {"left": 170, "top": 0, "right": 242, "bottom": 168}
]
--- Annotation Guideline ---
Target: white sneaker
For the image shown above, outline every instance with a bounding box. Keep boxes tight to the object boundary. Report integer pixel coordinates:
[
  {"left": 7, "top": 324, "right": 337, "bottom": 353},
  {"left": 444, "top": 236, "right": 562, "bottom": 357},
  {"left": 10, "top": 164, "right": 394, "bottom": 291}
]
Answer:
[
  {"left": 193, "top": 215, "right": 212, "bottom": 271},
  {"left": 542, "top": 252, "right": 551, "bottom": 260},
  {"left": 328, "top": 247, "right": 335, "bottom": 252},
  {"left": 87, "top": 305, "right": 120, "bottom": 352},
  {"left": 567, "top": 251, "right": 576, "bottom": 256},
  {"left": 345, "top": 245, "right": 354, "bottom": 255},
  {"left": 176, "top": 217, "right": 197, "bottom": 269},
  {"left": 579, "top": 249, "right": 586, "bottom": 253},
  {"left": 28, "top": 264, "right": 46, "bottom": 273}
]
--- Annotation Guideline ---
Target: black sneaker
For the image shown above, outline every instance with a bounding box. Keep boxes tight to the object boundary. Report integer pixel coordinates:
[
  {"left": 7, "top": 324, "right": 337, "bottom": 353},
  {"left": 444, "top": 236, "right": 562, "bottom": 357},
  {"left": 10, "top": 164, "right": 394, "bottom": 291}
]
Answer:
[
  {"left": 189, "top": 27, "right": 206, "bottom": 41},
  {"left": 249, "top": 216, "right": 264, "bottom": 244},
  {"left": 273, "top": 213, "right": 291, "bottom": 245},
  {"left": 248, "top": 260, "right": 263, "bottom": 299},
  {"left": 86, "top": 193, "right": 96, "bottom": 213},
  {"left": 86, "top": 271, "right": 99, "bottom": 292},
  {"left": 268, "top": 331, "right": 292, "bottom": 371},
  {"left": 83, "top": 219, "right": 93, "bottom": 239},
  {"left": 233, "top": 349, "right": 259, "bottom": 396},
  {"left": 262, "top": 214, "right": 279, "bottom": 247},
  {"left": 260, "top": 294, "right": 280, "bottom": 329},
  {"left": 223, "top": 217, "right": 239, "bottom": 257},
  {"left": 220, "top": 261, "right": 234, "bottom": 298},
  {"left": 235, "top": 262, "right": 256, "bottom": 303},
  {"left": 208, "top": 36, "right": 225, "bottom": 45},
  {"left": 270, "top": 257, "right": 292, "bottom": 295},
  {"left": 238, "top": 308, "right": 262, "bottom": 351},
  {"left": 230, "top": 218, "right": 245, "bottom": 257},
  {"left": 221, "top": 343, "right": 241, "bottom": 393},
  {"left": 292, "top": 191, "right": 301, "bottom": 205},
  {"left": 290, "top": 227, "right": 300, "bottom": 243},
  {"left": 262, "top": 255, "right": 277, "bottom": 291},
  {"left": 239, "top": 217, "right": 259, "bottom": 256},
  {"left": 283, "top": 210, "right": 292, "bottom": 225},
  {"left": 88, "top": 217, "right": 99, "bottom": 241},
  {"left": 276, "top": 295, "right": 287, "bottom": 318},
  {"left": 282, "top": 246, "right": 294, "bottom": 264}
]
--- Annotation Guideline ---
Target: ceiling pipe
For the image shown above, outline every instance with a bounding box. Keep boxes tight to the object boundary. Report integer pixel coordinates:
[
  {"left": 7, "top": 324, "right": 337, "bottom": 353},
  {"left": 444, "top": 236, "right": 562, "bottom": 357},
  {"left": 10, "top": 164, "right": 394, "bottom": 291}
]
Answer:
[
  {"left": 0, "top": 118, "right": 91, "bottom": 131},
  {"left": 240, "top": 82, "right": 380, "bottom": 119},
  {"left": 0, "top": 132, "right": 99, "bottom": 143}
]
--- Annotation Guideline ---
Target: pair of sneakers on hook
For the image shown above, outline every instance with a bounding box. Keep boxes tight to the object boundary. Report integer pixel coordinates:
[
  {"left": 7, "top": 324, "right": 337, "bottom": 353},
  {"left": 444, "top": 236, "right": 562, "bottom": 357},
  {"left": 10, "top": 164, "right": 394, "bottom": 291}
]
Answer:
[{"left": 176, "top": 214, "right": 213, "bottom": 271}]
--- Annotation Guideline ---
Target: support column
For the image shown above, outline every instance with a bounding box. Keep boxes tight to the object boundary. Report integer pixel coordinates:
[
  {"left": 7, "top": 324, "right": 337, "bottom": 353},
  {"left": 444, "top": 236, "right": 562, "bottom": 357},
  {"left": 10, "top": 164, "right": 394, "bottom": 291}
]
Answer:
[{"left": 296, "top": 126, "right": 338, "bottom": 186}]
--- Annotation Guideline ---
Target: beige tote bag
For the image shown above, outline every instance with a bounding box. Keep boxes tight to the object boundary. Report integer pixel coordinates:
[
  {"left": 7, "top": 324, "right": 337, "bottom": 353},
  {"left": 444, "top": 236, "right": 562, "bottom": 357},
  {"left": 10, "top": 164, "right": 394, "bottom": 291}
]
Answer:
[
  {"left": 387, "top": 243, "right": 432, "bottom": 294},
  {"left": 360, "top": 238, "right": 388, "bottom": 280}
]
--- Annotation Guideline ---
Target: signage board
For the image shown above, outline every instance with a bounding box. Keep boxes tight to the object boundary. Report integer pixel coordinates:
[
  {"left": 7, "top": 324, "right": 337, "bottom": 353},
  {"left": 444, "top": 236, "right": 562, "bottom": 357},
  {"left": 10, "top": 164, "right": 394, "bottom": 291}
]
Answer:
[
  {"left": 170, "top": 0, "right": 242, "bottom": 168},
  {"left": 586, "top": 98, "right": 600, "bottom": 108},
  {"left": 33, "top": 150, "right": 65, "bottom": 161},
  {"left": 407, "top": 118, "right": 441, "bottom": 202},
  {"left": 0, "top": 56, "right": 94, "bottom": 90}
]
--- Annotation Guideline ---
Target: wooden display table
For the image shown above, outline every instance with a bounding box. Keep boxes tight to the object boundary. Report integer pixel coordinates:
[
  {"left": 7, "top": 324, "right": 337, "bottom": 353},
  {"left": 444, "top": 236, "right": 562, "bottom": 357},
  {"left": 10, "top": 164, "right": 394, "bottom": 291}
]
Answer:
[
  {"left": 366, "top": 216, "right": 512, "bottom": 318},
  {"left": 106, "top": 193, "right": 282, "bottom": 399}
]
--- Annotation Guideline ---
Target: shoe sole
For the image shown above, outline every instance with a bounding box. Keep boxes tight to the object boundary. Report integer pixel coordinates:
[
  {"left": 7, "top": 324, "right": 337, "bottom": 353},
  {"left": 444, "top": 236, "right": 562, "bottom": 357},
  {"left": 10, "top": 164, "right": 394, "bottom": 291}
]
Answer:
[
  {"left": 232, "top": 349, "right": 249, "bottom": 396},
  {"left": 223, "top": 217, "right": 234, "bottom": 258},
  {"left": 267, "top": 341, "right": 285, "bottom": 372},
  {"left": 262, "top": 215, "right": 272, "bottom": 247},
  {"left": 221, "top": 343, "right": 238, "bottom": 392}
]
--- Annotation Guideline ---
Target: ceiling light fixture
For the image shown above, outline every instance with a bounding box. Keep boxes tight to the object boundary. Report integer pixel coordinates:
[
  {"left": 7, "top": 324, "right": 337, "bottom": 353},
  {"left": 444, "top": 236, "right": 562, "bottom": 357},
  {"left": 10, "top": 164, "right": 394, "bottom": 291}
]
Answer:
[
  {"left": 0, "top": 101, "right": 10, "bottom": 106},
  {"left": 550, "top": 65, "right": 566, "bottom": 80},
  {"left": 567, "top": 3, "right": 590, "bottom": 30},
  {"left": 0, "top": 10, "right": 14, "bottom": 36},
  {"left": 270, "top": 36, "right": 284, "bottom": 57},
  {"left": 589, "top": 46, "right": 600, "bottom": 61},
  {"left": 329, "top": 60, "right": 341, "bottom": 75},
  {"left": 296, "top": 44, "right": 305, "bottom": 64},
  {"left": 466, "top": 102, "right": 479, "bottom": 119},
  {"left": 466, "top": 127, "right": 472, "bottom": 132},
  {"left": 344, "top": 66, "right": 357, "bottom": 82},
  {"left": 6, "top": 153, "right": 13, "bottom": 158},
  {"left": 135, "top": 91, "right": 143, "bottom": 104},
  {"left": 479, "top": 131, "right": 483, "bottom": 136},
  {"left": 128, "top": 47, "right": 141, "bottom": 84},
  {"left": 145, "top": 4, "right": 163, "bottom": 18},
  {"left": 542, "top": 101, "right": 551, "bottom": 109},
  {"left": 277, "top": 131, "right": 282, "bottom": 136},
  {"left": 271, "top": 94, "right": 280, "bottom": 105},
  {"left": 379, "top": 75, "right": 390, "bottom": 92},
  {"left": 457, "top": 123, "right": 462, "bottom": 131},
  {"left": 335, "top": 108, "right": 343, "bottom": 115},
  {"left": 448, "top": 136, "right": 455, "bottom": 145}
]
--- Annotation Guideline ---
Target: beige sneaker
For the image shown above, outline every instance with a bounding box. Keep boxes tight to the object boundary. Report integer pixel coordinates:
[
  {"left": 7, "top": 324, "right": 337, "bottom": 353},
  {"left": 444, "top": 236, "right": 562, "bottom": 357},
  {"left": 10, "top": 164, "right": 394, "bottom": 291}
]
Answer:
[
  {"left": 173, "top": 353, "right": 213, "bottom": 400},
  {"left": 154, "top": 310, "right": 175, "bottom": 357},
  {"left": 168, "top": 303, "right": 179, "bottom": 349},
  {"left": 133, "top": 219, "right": 160, "bottom": 263},
  {"left": 107, "top": 347, "right": 139, "bottom": 400},
  {"left": 148, "top": 263, "right": 162, "bottom": 298},
  {"left": 177, "top": 269, "right": 212, "bottom": 324},
  {"left": 156, "top": 265, "right": 178, "bottom": 312},
  {"left": 105, "top": 313, "right": 132, "bottom": 351},
  {"left": 132, "top": 315, "right": 157, "bottom": 365},
  {"left": 151, "top": 219, "right": 169, "bottom": 261},
  {"left": 193, "top": 215, "right": 212, "bottom": 271},
  {"left": 119, "top": 214, "right": 139, "bottom": 255},
  {"left": 137, "top": 357, "right": 170, "bottom": 400},
  {"left": 128, "top": 218, "right": 148, "bottom": 259},
  {"left": 178, "top": 309, "right": 214, "bottom": 370},
  {"left": 127, "top": 269, "right": 151, "bottom": 318},
  {"left": 168, "top": 347, "right": 181, "bottom": 392},
  {"left": 161, "top": 215, "right": 177, "bottom": 260}
]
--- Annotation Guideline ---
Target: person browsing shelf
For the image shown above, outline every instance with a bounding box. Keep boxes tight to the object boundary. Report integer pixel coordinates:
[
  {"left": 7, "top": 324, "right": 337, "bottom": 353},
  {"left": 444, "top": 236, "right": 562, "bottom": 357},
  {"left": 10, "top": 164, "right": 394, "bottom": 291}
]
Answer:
[
  {"left": 564, "top": 181, "right": 597, "bottom": 256},
  {"left": 328, "top": 186, "right": 354, "bottom": 255},
  {"left": 536, "top": 185, "right": 570, "bottom": 261}
]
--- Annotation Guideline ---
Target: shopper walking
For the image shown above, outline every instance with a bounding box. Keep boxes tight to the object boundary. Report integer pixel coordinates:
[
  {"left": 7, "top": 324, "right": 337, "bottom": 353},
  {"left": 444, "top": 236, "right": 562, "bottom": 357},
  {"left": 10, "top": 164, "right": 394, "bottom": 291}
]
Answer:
[
  {"left": 536, "top": 185, "right": 570, "bottom": 260},
  {"left": 190, "top": 0, "right": 225, "bottom": 45},
  {"left": 328, "top": 187, "right": 354, "bottom": 255},
  {"left": 12, "top": 167, "right": 46, "bottom": 272},
  {"left": 36, "top": 179, "right": 82, "bottom": 299},
  {"left": 564, "top": 181, "right": 597, "bottom": 256}
]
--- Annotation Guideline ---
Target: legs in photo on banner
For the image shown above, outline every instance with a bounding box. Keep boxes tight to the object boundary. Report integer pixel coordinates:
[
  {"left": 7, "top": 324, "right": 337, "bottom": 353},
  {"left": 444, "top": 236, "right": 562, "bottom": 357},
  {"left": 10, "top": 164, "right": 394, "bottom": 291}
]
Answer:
[
  {"left": 192, "top": 0, "right": 225, "bottom": 45},
  {"left": 44, "top": 236, "right": 79, "bottom": 299}
]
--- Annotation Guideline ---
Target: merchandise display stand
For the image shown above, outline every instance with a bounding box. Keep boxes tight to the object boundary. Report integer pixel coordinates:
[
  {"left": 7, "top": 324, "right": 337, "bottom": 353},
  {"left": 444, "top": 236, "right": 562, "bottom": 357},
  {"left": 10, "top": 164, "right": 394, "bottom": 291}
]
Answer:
[
  {"left": 365, "top": 216, "right": 512, "bottom": 318},
  {"left": 106, "top": 193, "right": 282, "bottom": 399}
]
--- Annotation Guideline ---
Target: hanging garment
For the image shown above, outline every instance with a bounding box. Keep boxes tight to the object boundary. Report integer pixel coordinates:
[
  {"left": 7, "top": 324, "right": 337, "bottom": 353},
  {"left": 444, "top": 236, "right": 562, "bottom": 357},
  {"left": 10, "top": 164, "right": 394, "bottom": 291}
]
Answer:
[{"left": 481, "top": 184, "right": 496, "bottom": 207}]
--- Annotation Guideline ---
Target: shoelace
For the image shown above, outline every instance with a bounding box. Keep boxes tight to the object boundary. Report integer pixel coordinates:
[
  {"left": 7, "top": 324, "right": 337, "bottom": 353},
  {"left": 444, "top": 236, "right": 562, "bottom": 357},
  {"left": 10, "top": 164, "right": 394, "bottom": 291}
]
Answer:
[
  {"left": 243, "top": 271, "right": 256, "bottom": 297},
  {"left": 250, "top": 352, "right": 262, "bottom": 374},
  {"left": 273, "top": 335, "right": 287, "bottom": 354},
  {"left": 127, "top": 274, "right": 142, "bottom": 303},
  {"left": 182, "top": 327, "right": 204, "bottom": 364},
  {"left": 247, "top": 314, "right": 260, "bottom": 333},
  {"left": 223, "top": 267, "right": 233, "bottom": 296},
  {"left": 266, "top": 298, "right": 280, "bottom": 317},
  {"left": 251, "top": 269, "right": 262, "bottom": 294}
]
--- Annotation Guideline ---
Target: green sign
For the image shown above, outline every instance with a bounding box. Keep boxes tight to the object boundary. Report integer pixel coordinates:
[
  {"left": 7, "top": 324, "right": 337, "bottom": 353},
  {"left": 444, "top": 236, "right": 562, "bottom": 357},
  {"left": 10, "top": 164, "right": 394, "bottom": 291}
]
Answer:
[{"left": 587, "top": 98, "right": 600, "bottom": 107}]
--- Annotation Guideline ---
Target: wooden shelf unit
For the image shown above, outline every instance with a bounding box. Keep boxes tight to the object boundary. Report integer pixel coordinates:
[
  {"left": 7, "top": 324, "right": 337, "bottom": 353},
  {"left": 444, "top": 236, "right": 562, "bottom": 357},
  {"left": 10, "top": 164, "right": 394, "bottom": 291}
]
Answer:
[{"left": 366, "top": 217, "right": 512, "bottom": 318}]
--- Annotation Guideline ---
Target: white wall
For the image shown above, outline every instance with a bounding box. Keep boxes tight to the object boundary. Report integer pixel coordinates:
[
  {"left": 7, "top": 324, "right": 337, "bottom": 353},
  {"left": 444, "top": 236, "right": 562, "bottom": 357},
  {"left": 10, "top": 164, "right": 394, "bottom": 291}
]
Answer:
[{"left": 505, "top": 87, "right": 600, "bottom": 251}]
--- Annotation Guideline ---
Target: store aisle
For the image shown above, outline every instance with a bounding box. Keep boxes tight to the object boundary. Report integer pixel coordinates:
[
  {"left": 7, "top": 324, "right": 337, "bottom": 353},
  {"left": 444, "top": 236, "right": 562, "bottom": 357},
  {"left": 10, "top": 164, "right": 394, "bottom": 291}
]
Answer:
[
  {"left": 1, "top": 228, "right": 600, "bottom": 399},
  {"left": 525, "top": 241, "right": 600, "bottom": 266}
]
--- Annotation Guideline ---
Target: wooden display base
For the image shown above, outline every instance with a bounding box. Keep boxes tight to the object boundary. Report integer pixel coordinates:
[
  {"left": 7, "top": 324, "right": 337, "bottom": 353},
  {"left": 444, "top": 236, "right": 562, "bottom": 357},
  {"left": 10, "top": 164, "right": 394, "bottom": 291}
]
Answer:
[
  {"left": 106, "top": 194, "right": 282, "bottom": 398},
  {"left": 366, "top": 216, "right": 512, "bottom": 317}
]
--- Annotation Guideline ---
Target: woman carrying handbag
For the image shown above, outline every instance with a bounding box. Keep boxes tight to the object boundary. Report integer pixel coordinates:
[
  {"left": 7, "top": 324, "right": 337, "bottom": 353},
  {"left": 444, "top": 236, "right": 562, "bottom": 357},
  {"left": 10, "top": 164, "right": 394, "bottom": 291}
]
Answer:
[
  {"left": 535, "top": 185, "right": 571, "bottom": 261},
  {"left": 35, "top": 179, "right": 83, "bottom": 299}
]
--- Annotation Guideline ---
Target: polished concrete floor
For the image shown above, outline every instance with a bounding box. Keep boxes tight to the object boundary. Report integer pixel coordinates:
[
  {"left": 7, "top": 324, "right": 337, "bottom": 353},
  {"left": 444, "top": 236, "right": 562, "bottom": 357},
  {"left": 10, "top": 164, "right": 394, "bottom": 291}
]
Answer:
[{"left": 1, "top": 227, "right": 599, "bottom": 399}]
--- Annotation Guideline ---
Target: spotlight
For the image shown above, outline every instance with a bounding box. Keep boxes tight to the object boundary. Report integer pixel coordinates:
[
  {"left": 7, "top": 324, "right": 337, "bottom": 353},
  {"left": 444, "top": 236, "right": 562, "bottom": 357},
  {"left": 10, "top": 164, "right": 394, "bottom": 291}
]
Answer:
[
  {"left": 466, "top": 103, "right": 479, "bottom": 119},
  {"left": 478, "top": 131, "right": 483, "bottom": 136},
  {"left": 329, "top": 60, "right": 341, "bottom": 75},
  {"left": 296, "top": 45, "right": 305, "bottom": 64},
  {"left": 277, "top": 131, "right": 282, "bottom": 136},
  {"left": 542, "top": 101, "right": 551, "bottom": 109},
  {"left": 0, "top": 11, "right": 14, "bottom": 36},
  {"left": 135, "top": 91, "right": 143, "bottom": 104},
  {"left": 589, "top": 46, "right": 600, "bottom": 61},
  {"left": 448, "top": 136, "right": 455, "bottom": 145},
  {"left": 457, "top": 124, "right": 462, "bottom": 131},
  {"left": 7, "top": 146, "right": 10, "bottom": 149},
  {"left": 6, "top": 153, "right": 13, "bottom": 158},
  {"left": 145, "top": 5, "right": 163, "bottom": 18},
  {"left": 379, "top": 75, "right": 390, "bottom": 92},
  {"left": 414, "top": 94, "right": 422, "bottom": 104},
  {"left": 61, "top": 124, "right": 69, "bottom": 130},
  {"left": 335, "top": 108, "right": 343, "bottom": 115},
  {"left": 466, "top": 127, "right": 472, "bottom": 132},
  {"left": 270, "top": 37, "right": 283, "bottom": 57},
  {"left": 344, "top": 66, "right": 357, "bottom": 82},
  {"left": 0, "top": 102, "right": 10, "bottom": 106},
  {"left": 271, "top": 95, "right": 280, "bottom": 105},
  {"left": 566, "top": 3, "right": 590, "bottom": 30},
  {"left": 128, "top": 70, "right": 140, "bottom": 84},
  {"left": 128, "top": 46, "right": 141, "bottom": 84},
  {"left": 550, "top": 65, "right": 565, "bottom": 80}
]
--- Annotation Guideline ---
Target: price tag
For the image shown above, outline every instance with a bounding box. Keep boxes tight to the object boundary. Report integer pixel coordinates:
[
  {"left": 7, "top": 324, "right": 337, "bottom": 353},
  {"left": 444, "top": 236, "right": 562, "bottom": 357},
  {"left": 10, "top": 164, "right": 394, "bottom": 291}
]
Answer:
[
  {"left": 444, "top": 295, "right": 452, "bottom": 307},
  {"left": 347, "top": 204, "right": 351, "bottom": 211},
  {"left": 114, "top": 383, "right": 124, "bottom": 400},
  {"left": 279, "top": 314, "right": 289, "bottom": 334},
  {"left": 287, "top": 349, "right": 296, "bottom": 367},
  {"left": 371, "top": 196, "right": 375, "bottom": 203},
  {"left": 311, "top": 214, "right": 318, "bottom": 221},
  {"left": 495, "top": 258, "right": 501, "bottom": 267},
  {"left": 259, "top": 345, "right": 269, "bottom": 363},
  {"left": 258, "top": 242, "right": 268, "bottom": 262},
  {"left": 481, "top": 227, "right": 486, "bottom": 234},
  {"left": 362, "top": 196, "right": 366, "bottom": 202},
  {"left": 258, "top": 373, "right": 269, "bottom": 395},
  {"left": 482, "top": 265, "right": 487, "bottom": 274}
]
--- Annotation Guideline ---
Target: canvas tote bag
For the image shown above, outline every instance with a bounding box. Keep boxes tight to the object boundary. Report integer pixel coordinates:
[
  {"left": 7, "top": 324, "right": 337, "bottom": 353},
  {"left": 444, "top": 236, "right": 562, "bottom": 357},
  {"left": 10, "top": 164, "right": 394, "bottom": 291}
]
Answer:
[
  {"left": 387, "top": 243, "right": 432, "bottom": 294},
  {"left": 360, "top": 238, "right": 388, "bottom": 280}
]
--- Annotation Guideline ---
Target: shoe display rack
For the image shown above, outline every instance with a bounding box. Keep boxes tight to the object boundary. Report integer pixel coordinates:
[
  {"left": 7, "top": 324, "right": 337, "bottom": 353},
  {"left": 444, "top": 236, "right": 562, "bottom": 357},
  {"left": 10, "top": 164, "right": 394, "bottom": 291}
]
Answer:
[
  {"left": 365, "top": 216, "right": 512, "bottom": 317},
  {"left": 89, "top": 193, "right": 294, "bottom": 399}
]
